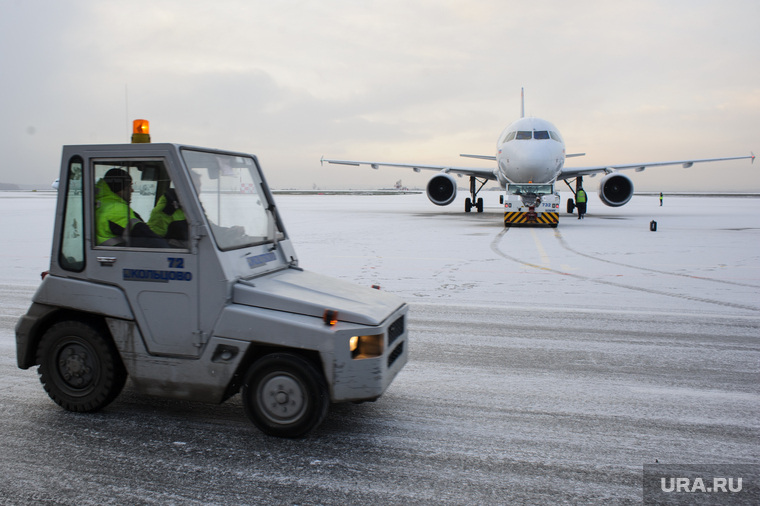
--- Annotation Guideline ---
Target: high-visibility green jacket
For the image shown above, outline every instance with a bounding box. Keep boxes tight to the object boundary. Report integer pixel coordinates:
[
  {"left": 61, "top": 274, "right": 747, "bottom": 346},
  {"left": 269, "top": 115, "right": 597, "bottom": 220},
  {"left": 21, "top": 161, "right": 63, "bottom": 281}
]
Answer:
[
  {"left": 576, "top": 189, "right": 587, "bottom": 203},
  {"left": 148, "top": 193, "right": 186, "bottom": 237},
  {"left": 94, "top": 179, "right": 142, "bottom": 246}
]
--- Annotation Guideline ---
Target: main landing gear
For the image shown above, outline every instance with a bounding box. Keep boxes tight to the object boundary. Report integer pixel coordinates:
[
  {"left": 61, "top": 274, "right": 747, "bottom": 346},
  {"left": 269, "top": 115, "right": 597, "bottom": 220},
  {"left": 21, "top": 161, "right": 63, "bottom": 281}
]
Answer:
[
  {"left": 564, "top": 176, "right": 584, "bottom": 215},
  {"left": 464, "top": 176, "right": 487, "bottom": 213}
]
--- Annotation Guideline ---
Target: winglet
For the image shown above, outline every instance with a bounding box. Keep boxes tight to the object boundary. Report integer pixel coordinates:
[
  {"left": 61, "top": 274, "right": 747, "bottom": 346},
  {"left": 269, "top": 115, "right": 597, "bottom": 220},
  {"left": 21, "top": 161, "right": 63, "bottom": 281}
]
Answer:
[
  {"left": 320, "top": 156, "right": 324, "bottom": 166},
  {"left": 752, "top": 152, "right": 756, "bottom": 164}
]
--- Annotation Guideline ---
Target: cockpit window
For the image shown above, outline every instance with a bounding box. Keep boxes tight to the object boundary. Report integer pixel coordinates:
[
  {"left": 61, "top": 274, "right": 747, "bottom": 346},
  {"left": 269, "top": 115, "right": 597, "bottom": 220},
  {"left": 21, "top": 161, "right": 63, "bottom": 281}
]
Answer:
[{"left": 505, "top": 130, "right": 562, "bottom": 142}]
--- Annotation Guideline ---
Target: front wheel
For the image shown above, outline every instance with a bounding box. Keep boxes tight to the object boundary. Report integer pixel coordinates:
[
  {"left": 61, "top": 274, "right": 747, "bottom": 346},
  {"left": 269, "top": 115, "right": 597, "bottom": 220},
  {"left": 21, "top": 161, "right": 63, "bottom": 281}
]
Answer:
[
  {"left": 36, "top": 320, "right": 127, "bottom": 412},
  {"left": 242, "top": 353, "right": 329, "bottom": 438}
]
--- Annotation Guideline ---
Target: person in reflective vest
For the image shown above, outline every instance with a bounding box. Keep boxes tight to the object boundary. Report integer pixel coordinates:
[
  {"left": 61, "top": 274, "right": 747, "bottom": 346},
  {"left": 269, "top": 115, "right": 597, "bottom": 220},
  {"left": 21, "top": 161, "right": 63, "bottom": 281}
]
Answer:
[
  {"left": 95, "top": 168, "right": 168, "bottom": 247},
  {"left": 576, "top": 187, "right": 588, "bottom": 219},
  {"left": 148, "top": 188, "right": 188, "bottom": 247}
]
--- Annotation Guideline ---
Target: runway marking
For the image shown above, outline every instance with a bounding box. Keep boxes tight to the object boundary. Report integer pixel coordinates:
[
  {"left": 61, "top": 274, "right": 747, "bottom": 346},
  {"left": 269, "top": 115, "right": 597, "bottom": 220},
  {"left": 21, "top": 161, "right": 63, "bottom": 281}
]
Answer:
[
  {"left": 530, "top": 229, "right": 551, "bottom": 267},
  {"left": 491, "top": 228, "right": 760, "bottom": 313}
]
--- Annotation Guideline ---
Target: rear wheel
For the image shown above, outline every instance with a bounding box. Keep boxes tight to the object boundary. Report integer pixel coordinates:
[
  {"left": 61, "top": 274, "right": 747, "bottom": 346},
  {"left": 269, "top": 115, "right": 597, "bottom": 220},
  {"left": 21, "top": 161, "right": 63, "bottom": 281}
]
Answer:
[
  {"left": 36, "top": 320, "right": 126, "bottom": 412},
  {"left": 242, "top": 353, "right": 329, "bottom": 438}
]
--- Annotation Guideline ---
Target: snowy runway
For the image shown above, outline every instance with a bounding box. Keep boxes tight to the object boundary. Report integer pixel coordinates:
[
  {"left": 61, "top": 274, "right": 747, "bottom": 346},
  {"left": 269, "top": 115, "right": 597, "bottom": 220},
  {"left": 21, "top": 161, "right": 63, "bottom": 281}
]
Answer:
[{"left": 0, "top": 191, "right": 758, "bottom": 504}]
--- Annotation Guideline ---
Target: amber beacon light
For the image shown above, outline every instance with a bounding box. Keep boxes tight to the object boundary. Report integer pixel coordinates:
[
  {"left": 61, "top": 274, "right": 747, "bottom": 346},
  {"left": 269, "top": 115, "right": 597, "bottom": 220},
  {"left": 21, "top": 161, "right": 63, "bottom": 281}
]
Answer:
[{"left": 131, "top": 119, "right": 151, "bottom": 143}]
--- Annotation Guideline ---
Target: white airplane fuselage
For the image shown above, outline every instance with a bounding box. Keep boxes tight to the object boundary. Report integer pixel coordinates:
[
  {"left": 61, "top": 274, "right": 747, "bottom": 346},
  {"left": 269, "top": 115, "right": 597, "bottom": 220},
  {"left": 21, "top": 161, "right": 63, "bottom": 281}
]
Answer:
[{"left": 495, "top": 117, "right": 566, "bottom": 187}]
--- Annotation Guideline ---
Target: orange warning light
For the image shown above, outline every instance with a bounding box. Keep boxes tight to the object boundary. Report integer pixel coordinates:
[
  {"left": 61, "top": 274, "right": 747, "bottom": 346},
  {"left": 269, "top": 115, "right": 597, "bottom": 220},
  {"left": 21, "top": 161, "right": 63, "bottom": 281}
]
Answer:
[
  {"left": 131, "top": 119, "right": 151, "bottom": 143},
  {"left": 323, "top": 309, "right": 338, "bottom": 326}
]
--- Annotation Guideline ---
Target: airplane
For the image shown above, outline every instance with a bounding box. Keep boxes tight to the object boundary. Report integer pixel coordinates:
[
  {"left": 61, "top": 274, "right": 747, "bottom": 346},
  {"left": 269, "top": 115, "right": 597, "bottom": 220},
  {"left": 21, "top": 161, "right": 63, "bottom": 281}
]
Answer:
[{"left": 321, "top": 89, "right": 754, "bottom": 225}]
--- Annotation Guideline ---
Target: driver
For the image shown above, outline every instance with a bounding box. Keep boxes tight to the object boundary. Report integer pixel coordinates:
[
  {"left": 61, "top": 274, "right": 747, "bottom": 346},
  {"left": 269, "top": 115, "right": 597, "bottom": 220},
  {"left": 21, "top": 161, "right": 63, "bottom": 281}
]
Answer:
[{"left": 94, "top": 168, "right": 169, "bottom": 248}]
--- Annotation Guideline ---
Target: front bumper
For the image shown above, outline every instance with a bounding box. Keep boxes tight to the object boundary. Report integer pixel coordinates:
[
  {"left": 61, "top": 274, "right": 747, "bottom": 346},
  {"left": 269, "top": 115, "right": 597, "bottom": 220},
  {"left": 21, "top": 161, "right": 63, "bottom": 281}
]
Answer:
[{"left": 330, "top": 305, "right": 409, "bottom": 402}]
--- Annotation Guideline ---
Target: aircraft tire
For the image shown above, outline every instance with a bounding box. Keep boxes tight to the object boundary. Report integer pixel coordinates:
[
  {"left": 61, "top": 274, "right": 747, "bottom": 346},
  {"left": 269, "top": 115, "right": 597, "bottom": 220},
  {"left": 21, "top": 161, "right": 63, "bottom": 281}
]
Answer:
[
  {"left": 476, "top": 198, "right": 484, "bottom": 213},
  {"left": 465, "top": 198, "right": 472, "bottom": 213},
  {"left": 567, "top": 198, "right": 575, "bottom": 214}
]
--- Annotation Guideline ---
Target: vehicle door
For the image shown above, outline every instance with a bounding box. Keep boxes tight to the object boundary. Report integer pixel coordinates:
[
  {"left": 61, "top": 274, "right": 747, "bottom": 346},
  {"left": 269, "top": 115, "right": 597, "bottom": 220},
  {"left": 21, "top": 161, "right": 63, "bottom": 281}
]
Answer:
[{"left": 88, "top": 157, "right": 201, "bottom": 357}]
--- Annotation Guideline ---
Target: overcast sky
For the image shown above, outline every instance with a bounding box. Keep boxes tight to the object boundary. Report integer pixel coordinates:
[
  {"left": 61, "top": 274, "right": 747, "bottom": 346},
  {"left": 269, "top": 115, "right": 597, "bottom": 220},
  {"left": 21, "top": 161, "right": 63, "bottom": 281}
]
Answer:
[{"left": 2, "top": 0, "right": 758, "bottom": 190}]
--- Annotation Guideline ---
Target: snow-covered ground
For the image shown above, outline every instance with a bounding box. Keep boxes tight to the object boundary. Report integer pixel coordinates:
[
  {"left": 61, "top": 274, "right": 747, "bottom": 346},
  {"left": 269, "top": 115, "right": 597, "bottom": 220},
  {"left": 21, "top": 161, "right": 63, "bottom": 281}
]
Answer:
[
  {"left": 0, "top": 190, "right": 758, "bottom": 504},
  {"left": 275, "top": 191, "right": 760, "bottom": 317},
  {"left": 3, "top": 190, "right": 759, "bottom": 318}
]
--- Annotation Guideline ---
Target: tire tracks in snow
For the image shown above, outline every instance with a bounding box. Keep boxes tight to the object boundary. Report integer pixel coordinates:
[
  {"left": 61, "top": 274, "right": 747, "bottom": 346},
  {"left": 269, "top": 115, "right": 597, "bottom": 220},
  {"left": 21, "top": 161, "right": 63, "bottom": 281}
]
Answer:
[
  {"left": 552, "top": 228, "right": 760, "bottom": 290},
  {"left": 490, "top": 228, "right": 760, "bottom": 313}
]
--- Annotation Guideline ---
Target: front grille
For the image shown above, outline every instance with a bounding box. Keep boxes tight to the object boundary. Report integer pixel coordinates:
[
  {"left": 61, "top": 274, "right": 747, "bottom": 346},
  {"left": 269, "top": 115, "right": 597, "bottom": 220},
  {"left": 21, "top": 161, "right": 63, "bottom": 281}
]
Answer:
[
  {"left": 387, "top": 341, "right": 404, "bottom": 368},
  {"left": 388, "top": 315, "right": 404, "bottom": 346}
]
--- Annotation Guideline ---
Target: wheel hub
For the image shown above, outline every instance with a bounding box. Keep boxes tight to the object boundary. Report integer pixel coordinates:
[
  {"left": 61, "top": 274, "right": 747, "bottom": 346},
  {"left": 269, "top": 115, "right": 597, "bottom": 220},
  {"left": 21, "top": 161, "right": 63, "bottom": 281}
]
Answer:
[
  {"left": 58, "top": 344, "right": 94, "bottom": 388},
  {"left": 260, "top": 374, "right": 305, "bottom": 423}
]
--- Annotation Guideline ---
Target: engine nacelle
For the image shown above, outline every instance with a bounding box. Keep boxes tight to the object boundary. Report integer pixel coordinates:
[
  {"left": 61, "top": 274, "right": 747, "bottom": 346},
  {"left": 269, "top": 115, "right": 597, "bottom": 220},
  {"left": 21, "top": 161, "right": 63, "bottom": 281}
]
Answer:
[
  {"left": 597, "top": 172, "right": 634, "bottom": 207},
  {"left": 426, "top": 173, "right": 457, "bottom": 206}
]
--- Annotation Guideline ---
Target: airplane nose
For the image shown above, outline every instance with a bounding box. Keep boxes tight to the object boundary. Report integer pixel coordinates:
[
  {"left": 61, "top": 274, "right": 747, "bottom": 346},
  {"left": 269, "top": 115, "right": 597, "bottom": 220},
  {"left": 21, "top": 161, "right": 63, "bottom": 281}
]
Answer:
[{"left": 512, "top": 147, "right": 553, "bottom": 182}]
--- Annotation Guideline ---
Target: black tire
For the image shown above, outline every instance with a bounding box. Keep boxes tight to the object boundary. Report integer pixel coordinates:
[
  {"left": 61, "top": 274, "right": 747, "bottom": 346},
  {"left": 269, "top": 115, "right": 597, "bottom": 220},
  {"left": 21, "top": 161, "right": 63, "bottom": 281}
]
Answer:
[
  {"left": 566, "top": 198, "right": 575, "bottom": 214},
  {"left": 476, "top": 198, "right": 484, "bottom": 213},
  {"left": 464, "top": 197, "right": 472, "bottom": 213},
  {"left": 36, "top": 320, "right": 127, "bottom": 412},
  {"left": 242, "top": 353, "right": 329, "bottom": 438}
]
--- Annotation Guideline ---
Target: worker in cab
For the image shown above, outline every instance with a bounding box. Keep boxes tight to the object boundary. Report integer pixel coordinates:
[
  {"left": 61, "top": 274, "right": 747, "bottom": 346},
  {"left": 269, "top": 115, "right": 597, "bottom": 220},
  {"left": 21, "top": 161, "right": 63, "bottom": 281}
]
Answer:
[
  {"left": 147, "top": 188, "right": 189, "bottom": 248},
  {"left": 95, "top": 168, "right": 169, "bottom": 247}
]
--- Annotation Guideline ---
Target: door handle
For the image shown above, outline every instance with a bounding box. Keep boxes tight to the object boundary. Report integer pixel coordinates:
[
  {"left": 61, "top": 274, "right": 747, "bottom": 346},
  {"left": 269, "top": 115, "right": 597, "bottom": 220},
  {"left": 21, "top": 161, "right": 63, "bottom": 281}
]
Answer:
[{"left": 97, "top": 256, "right": 117, "bottom": 265}]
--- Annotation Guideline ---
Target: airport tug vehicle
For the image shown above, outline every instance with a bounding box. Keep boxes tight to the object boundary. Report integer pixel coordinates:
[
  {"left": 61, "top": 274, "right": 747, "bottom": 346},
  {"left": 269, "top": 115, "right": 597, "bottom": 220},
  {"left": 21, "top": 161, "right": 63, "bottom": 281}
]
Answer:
[
  {"left": 500, "top": 183, "right": 560, "bottom": 227},
  {"left": 15, "top": 120, "right": 409, "bottom": 437}
]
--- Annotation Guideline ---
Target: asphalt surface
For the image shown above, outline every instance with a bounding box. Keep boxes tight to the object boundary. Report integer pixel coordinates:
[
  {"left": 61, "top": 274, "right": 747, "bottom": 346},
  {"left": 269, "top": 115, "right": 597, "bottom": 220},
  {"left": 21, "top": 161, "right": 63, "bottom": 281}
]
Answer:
[
  {"left": 2, "top": 284, "right": 758, "bottom": 505},
  {"left": 1, "top": 192, "right": 759, "bottom": 504}
]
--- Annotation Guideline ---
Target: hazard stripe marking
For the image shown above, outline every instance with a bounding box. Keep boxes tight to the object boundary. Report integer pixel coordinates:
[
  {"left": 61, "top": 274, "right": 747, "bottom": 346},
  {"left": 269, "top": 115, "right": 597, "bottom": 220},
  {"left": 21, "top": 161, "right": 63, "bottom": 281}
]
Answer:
[{"left": 504, "top": 212, "right": 558, "bottom": 225}]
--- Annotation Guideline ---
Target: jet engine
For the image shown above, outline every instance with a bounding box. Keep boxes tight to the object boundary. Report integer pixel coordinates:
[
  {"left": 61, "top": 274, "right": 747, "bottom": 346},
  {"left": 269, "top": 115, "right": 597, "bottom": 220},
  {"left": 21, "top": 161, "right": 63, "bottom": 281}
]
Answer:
[
  {"left": 597, "top": 172, "right": 634, "bottom": 207},
  {"left": 426, "top": 173, "right": 457, "bottom": 206}
]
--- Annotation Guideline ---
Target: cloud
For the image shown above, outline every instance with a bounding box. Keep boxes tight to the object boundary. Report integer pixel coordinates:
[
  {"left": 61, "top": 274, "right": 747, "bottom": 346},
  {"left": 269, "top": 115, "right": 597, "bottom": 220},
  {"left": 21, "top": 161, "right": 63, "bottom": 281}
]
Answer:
[{"left": 1, "top": 0, "right": 758, "bottom": 190}]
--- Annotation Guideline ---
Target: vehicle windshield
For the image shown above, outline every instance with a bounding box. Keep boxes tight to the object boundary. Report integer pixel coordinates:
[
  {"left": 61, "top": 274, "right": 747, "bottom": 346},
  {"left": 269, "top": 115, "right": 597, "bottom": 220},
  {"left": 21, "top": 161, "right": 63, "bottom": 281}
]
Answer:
[
  {"left": 181, "top": 149, "right": 283, "bottom": 250},
  {"left": 508, "top": 184, "right": 554, "bottom": 195}
]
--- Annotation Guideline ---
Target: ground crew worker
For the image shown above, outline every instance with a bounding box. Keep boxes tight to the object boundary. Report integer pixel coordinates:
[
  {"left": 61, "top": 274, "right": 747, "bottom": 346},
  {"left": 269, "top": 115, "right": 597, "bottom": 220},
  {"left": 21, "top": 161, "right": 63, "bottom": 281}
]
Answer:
[
  {"left": 95, "top": 168, "right": 168, "bottom": 247},
  {"left": 576, "top": 187, "right": 588, "bottom": 219},
  {"left": 148, "top": 188, "right": 188, "bottom": 247},
  {"left": 660, "top": 192, "right": 663, "bottom": 206}
]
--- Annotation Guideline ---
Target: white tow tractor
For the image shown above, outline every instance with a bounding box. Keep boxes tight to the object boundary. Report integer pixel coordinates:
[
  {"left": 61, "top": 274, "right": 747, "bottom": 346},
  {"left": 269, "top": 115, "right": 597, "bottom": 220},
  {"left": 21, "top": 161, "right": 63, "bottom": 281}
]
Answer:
[
  {"left": 500, "top": 183, "right": 560, "bottom": 227},
  {"left": 15, "top": 120, "right": 409, "bottom": 437}
]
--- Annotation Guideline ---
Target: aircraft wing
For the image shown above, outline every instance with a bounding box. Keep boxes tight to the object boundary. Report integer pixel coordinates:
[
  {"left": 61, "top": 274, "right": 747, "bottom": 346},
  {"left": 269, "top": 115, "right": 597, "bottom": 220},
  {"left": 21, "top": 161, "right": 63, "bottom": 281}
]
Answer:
[
  {"left": 321, "top": 157, "right": 498, "bottom": 180},
  {"left": 559, "top": 154, "right": 754, "bottom": 180}
]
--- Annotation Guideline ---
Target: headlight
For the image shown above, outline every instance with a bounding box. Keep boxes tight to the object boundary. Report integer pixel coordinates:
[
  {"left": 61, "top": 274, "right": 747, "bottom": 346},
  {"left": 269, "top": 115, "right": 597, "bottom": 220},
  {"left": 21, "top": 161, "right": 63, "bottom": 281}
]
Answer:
[{"left": 350, "top": 334, "right": 383, "bottom": 359}]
